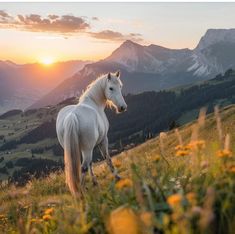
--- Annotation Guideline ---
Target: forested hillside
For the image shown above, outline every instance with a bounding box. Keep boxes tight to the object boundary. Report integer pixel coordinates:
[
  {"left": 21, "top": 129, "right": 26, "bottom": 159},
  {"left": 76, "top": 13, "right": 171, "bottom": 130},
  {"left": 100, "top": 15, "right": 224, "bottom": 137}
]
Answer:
[
  {"left": 0, "top": 69, "right": 235, "bottom": 183},
  {"left": 1, "top": 102, "right": 235, "bottom": 233}
]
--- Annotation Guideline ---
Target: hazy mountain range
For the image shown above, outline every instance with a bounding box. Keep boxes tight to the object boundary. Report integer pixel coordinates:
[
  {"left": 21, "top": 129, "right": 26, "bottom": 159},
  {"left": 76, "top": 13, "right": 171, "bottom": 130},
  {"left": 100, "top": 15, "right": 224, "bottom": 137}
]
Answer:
[
  {"left": 30, "top": 28, "right": 235, "bottom": 109},
  {"left": 0, "top": 60, "right": 90, "bottom": 114},
  {"left": 0, "top": 28, "right": 235, "bottom": 113}
]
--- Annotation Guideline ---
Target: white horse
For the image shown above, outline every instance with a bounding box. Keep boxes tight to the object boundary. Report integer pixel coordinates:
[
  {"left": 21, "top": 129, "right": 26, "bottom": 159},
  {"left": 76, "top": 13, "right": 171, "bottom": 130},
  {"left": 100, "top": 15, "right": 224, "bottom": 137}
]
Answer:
[{"left": 56, "top": 71, "right": 127, "bottom": 196}]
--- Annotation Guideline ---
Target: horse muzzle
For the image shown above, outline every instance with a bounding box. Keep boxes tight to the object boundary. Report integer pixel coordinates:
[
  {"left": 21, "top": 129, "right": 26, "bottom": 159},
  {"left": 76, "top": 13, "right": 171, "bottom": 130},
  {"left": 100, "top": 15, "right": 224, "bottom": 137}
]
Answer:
[{"left": 118, "top": 105, "right": 127, "bottom": 113}]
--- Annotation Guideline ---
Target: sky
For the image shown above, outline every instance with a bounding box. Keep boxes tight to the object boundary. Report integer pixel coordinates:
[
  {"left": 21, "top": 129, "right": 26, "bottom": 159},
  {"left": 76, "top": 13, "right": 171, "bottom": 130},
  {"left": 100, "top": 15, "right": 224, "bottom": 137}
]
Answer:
[{"left": 0, "top": 2, "right": 235, "bottom": 64}]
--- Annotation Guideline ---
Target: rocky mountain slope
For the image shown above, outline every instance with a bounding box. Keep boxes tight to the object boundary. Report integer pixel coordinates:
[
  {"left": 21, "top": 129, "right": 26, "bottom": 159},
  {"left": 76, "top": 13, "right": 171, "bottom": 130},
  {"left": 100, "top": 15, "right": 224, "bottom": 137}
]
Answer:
[{"left": 30, "top": 29, "right": 235, "bottom": 109}]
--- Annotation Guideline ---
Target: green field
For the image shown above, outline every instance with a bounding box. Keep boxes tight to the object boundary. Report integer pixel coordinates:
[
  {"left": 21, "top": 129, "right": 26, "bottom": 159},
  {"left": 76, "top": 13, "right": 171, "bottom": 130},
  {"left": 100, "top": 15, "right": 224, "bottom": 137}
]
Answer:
[{"left": 0, "top": 105, "right": 235, "bottom": 233}]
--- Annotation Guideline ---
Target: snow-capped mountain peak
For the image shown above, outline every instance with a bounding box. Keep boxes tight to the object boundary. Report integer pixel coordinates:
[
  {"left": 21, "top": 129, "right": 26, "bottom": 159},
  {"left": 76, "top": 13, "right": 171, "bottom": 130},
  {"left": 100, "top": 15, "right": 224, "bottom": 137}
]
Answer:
[
  {"left": 196, "top": 28, "right": 235, "bottom": 51},
  {"left": 106, "top": 40, "right": 143, "bottom": 71}
]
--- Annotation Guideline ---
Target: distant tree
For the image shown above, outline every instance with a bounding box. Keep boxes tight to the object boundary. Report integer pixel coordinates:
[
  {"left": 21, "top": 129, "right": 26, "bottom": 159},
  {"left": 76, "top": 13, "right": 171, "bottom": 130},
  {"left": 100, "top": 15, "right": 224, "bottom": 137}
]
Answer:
[
  {"left": 37, "top": 113, "right": 43, "bottom": 119},
  {"left": 0, "top": 166, "right": 8, "bottom": 175},
  {"left": 225, "top": 68, "right": 233, "bottom": 77},
  {"left": 0, "top": 109, "right": 22, "bottom": 119},
  {"left": 0, "top": 139, "right": 18, "bottom": 151},
  {"left": 10, "top": 158, "right": 63, "bottom": 185},
  {"left": 31, "top": 148, "right": 44, "bottom": 154},
  {"left": 119, "top": 139, "right": 123, "bottom": 151},
  {"left": 215, "top": 73, "right": 223, "bottom": 80},
  {"left": 52, "top": 144, "right": 63, "bottom": 156},
  {"left": 169, "top": 120, "right": 180, "bottom": 130},
  {"left": 5, "top": 161, "right": 13, "bottom": 169}
]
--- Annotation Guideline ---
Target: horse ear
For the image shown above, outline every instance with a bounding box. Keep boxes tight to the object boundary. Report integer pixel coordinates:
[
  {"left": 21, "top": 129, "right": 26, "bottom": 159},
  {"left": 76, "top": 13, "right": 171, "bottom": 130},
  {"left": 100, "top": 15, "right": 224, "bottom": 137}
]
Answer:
[
  {"left": 116, "top": 70, "right": 120, "bottom": 78},
  {"left": 107, "top": 73, "right": 111, "bottom": 80}
]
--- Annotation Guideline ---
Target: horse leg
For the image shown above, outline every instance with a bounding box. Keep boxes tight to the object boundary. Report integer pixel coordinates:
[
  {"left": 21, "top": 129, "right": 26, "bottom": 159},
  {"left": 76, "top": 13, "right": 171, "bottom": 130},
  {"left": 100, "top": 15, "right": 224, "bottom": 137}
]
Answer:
[
  {"left": 99, "top": 137, "right": 121, "bottom": 181},
  {"left": 81, "top": 149, "right": 93, "bottom": 189},
  {"left": 89, "top": 162, "right": 98, "bottom": 186}
]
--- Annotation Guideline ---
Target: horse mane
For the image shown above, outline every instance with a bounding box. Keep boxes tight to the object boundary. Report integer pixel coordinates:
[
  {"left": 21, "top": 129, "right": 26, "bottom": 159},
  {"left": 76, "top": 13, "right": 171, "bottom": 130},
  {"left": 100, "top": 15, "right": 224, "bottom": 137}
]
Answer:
[
  {"left": 79, "top": 72, "right": 121, "bottom": 112},
  {"left": 79, "top": 73, "right": 107, "bottom": 103}
]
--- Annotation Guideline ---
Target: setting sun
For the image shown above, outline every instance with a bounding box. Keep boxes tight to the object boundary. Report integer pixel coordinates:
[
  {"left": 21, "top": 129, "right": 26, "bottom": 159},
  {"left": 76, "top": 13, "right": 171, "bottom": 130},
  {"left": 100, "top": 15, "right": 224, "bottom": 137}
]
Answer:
[{"left": 40, "top": 57, "right": 55, "bottom": 66}]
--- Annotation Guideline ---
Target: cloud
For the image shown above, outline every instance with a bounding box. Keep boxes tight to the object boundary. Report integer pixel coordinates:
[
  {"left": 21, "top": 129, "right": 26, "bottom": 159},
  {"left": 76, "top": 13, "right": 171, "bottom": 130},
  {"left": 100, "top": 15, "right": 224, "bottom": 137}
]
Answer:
[
  {"left": 0, "top": 10, "right": 11, "bottom": 19},
  {"left": 89, "top": 30, "right": 143, "bottom": 42},
  {"left": 0, "top": 10, "right": 143, "bottom": 43},
  {"left": 0, "top": 12, "right": 90, "bottom": 34},
  {"left": 48, "top": 15, "right": 59, "bottom": 20},
  {"left": 92, "top": 17, "right": 99, "bottom": 21},
  {"left": 0, "top": 10, "right": 12, "bottom": 23}
]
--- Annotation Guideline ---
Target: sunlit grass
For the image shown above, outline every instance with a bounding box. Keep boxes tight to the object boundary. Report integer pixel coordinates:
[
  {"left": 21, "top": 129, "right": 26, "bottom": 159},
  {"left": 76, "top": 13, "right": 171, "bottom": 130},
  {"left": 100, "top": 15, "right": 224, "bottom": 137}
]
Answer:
[{"left": 0, "top": 106, "right": 235, "bottom": 233}]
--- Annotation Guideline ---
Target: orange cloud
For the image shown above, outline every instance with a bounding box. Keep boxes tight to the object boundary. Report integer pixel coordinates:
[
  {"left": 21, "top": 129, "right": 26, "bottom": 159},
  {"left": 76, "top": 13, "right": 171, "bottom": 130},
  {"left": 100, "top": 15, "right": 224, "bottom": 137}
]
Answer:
[
  {"left": 89, "top": 30, "right": 142, "bottom": 42},
  {"left": 0, "top": 12, "right": 89, "bottom": 34},
  {"left": 0, "top": 10, "right": 11, "bottom": 19},
  {"left": 0, "top": 10, "right": 142, "bottom": 43}
]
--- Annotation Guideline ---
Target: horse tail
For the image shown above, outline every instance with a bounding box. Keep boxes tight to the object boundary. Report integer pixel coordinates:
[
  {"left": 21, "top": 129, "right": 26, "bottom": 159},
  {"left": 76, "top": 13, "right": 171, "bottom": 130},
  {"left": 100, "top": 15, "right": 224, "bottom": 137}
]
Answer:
[{"left": 63, "top": 113, "right": 81, "bottom": 197}]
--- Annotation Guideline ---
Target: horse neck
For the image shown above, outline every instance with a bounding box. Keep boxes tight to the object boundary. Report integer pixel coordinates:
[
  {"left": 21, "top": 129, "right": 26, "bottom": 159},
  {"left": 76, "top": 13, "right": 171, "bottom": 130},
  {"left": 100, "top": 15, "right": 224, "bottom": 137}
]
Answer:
[{"left": 81, "top": 77, "right": 107, "bottom": 110}]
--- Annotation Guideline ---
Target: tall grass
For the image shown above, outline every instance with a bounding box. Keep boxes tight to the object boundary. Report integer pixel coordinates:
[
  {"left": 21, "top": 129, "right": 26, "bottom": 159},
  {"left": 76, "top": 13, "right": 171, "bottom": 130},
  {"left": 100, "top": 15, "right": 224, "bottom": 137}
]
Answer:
[{"left": 0, "top": 106, "right": 235, "bottom": 234}]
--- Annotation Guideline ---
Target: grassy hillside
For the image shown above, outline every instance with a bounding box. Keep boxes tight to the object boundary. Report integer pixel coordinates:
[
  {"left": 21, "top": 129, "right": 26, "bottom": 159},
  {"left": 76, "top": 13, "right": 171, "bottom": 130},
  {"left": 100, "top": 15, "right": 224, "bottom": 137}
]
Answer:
[
  {"left": 1, "top": 69, "right": 235, "bottom": 183},
  {"left": 0, "top": 105, "right": 235, "bottom": 233}
]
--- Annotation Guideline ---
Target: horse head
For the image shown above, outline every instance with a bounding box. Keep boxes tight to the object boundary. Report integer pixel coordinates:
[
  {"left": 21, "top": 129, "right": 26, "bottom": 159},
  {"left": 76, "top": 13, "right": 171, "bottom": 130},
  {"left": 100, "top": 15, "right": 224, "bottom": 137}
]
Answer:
[{"left": 104, "top": 71, "right": 127, "bottom": 113}]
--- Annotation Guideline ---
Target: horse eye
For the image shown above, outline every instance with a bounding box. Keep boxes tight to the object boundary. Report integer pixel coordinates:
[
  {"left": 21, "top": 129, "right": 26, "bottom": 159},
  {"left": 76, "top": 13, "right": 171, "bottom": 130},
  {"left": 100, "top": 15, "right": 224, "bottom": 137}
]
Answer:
[{"left": 109, "top": 87, "right": 113, "bottom": 91}]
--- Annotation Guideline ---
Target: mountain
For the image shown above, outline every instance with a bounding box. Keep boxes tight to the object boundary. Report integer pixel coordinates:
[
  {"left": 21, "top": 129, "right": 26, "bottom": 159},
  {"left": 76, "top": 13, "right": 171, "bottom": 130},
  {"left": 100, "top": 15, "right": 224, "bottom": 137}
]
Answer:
[
  {"left": 0, "top": 60, "right": 90, "bottom": 114},
  {"left": 30, "top": 29, "right": 235, "bottom": 109},
  {"left": 190, "top": 29, "right": 235, "bottom": 76},
  {"left": 106, "top": 40, "right": 192, "bottom": 74}
]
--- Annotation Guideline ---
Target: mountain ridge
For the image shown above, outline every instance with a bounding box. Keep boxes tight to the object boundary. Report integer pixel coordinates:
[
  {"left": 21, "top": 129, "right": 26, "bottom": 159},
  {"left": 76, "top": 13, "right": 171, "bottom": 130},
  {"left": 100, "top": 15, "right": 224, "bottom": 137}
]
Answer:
[
  {"left": 0, "top": 60, "right": 91, "bottom": 114},
  {"left": 30, "top": 28, "right": 235, "bottom": 109}
]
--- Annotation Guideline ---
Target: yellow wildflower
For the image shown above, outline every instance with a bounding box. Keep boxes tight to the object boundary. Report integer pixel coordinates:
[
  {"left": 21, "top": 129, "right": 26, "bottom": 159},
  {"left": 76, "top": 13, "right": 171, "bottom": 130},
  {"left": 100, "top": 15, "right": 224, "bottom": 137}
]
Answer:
[
  {"left": 196, "top": 140, "right": 206, "bottom": 149},
  {"left": 30, "top": 218, "right": 42, "bottom": 224},
  {"left": 186, "top": 192, "right": 197, "bottom": 204},
  {"left": 167, "top": 194, "right": 182, "bottom": 207},
  {"left": 227, "top": 165, "right": 235, "bottom": 174},
  {"left": 30, "top": 218, "right": 37, "bottom": 223},
  {"left": 152, "top": 155, "right": 161, "bottom": 162},
  {"left": 115, "top": 178, "right": 133, "bottom": 190},
  {"left": 108, "top": 207, "right": 140, "bottom": 234},
  {"left": 42, "top": 214, "right": 52, "bottom": 221},
  {"left": 184, "top": 144, "right": 192, "bottom": 150},
  {"left": 176, "top": 150, "right": 190, "bottom": 157},
  {"left": 139, "top": 211, "right": 153, "bottom": 227},
  {"left": 0, "top": 214, "right": 6, "bottom": 219},
  {"left": 44, "top": 207, "right": 54, "bottom": 215},
  {"left": 216, "top": 149, "right": 232, "bottom": 158},
  {"left": 186, "top": 140, "right": 205, "bottom": 151},
  {"left": 175, "top": 145, "right": 184, "bottom": 150},
  {"left": 113, "top": 159, "right": 122, "bottom": 168}
]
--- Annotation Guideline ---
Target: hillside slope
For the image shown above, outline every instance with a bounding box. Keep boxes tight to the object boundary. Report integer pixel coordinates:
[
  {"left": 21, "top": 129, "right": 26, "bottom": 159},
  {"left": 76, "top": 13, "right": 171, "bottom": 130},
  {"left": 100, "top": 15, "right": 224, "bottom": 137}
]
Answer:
[
  {"left": 0, "top": 69, "right": 235, "bottom": 183},
  {"left": 0, "top": 104, "right": 235, "bottom": 233}
]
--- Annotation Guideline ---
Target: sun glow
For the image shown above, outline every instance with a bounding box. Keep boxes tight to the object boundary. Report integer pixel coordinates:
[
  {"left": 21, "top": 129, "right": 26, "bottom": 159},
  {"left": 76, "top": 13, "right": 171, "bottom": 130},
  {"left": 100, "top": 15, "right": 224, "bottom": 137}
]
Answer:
[{"left": 40, "top": 57, "right": 55, "bottom": 66}]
